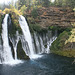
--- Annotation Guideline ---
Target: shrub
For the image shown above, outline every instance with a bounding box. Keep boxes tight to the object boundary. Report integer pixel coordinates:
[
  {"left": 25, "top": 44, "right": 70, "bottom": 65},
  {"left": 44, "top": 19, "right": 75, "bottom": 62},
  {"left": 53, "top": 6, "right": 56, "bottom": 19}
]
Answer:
[
  {"left": 31, "top": 8, "right": 38, "bottom": 18},
  {"left": 3, "top": 8, "right": 22, "bottom": 35},
  {"left": 3, "top": 8, "right": 21, "bottom": 16},
  {"left": 29, "top": 24, "right": 42, "bottom": 33},
  {"left": 20, "top": 5, "right": 27, "bottom": 15}
]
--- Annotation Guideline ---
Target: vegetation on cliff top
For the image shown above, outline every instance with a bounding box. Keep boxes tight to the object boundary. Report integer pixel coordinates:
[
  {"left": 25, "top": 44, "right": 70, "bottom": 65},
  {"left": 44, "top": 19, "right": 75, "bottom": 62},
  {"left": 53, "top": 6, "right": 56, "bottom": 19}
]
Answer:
[{"left": 3, "top": 7, "right": 22, "bottom": 35}]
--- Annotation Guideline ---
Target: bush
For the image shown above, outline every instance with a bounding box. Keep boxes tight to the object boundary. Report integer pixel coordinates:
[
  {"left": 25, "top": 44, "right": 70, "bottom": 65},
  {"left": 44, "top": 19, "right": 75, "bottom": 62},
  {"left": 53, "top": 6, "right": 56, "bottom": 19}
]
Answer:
[
  {"left": 31, "top": 8, "right": 38, "bottom": 18},
  {"left": 20, "top": 5, "right": 27, "bottom": 15},
  {"left": 29, "top": 24, "right": 42, "bottom": 33},
  {"left": 3, "top": 8, "right": 21, "bottom": 16},
  {"left": 3, "top": 8, "right": 22, "bottom": 35}
]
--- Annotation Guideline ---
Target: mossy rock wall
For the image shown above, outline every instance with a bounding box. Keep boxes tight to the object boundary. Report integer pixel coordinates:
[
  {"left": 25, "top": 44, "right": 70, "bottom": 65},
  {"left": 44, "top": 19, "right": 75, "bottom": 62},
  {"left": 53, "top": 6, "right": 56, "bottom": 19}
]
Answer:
[
  {"left": 0, "top": 14, "right": 5, "bottom": 33},
  {"left": 50, "top": 29, "right": 75, "bottom": 57},
  {"left": 9, "top": 39, "right": 15, "bottom": 58},
  {"left": 17, "top": 40, "right": 29, "bottom": 60}
]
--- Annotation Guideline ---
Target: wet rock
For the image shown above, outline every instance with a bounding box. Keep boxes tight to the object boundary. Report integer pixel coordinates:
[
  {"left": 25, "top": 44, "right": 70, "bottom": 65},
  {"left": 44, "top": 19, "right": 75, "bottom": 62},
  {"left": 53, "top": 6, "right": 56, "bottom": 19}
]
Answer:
[{"left": 17, "top": 40, "right": 29, "bottom": 60}]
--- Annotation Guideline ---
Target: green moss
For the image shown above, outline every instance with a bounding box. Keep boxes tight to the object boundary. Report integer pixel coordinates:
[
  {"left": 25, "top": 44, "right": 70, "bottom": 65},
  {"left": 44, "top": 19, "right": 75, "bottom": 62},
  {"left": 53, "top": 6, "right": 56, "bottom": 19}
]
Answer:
[
  {"left": 0, "top": 14, "right": 5, "bottom": 33},
  {"left": 48, "top": 26, "right": 58, "bottom": 30},
  {"left": 29, "top": 23, "right": 48, "bottom": 34},
  {"left": 50, "top": 28, "right": 75, "bottom": 57},
  {"left": 50, "top": 31, "right": 70, "bottom": 51},
  {"left": 31, "top": 8, "right": 38, "bottom": 18},
  {"left": 17, "top": 41, "right": 29, "bottom": 60},
  {"left": 48, "top": 26, "right": 72, "bottom": 35},
  {"left": 29, "top": 23, "right": 42, "bottom": 33},
  {"left": 52, "top": 50, "right": 75, "bottom": 57}
]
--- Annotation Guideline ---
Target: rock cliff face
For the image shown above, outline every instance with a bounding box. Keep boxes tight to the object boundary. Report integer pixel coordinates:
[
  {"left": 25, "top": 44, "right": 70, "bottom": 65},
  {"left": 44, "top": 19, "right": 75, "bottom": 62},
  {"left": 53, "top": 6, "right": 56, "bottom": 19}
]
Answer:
[
  {"left": 27, "top": 7, "right": 75, "bottom": 57},
  {"left": 27, "top": 7, "right": 75, "bottom": 29}
]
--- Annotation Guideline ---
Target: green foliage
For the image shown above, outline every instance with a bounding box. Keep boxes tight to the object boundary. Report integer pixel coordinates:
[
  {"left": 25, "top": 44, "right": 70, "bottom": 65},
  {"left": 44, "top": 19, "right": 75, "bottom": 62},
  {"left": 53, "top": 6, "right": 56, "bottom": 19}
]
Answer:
[
  {"left": 20, "top": 5, "right": 27, "bottom": 15},
  {"left": 67, "top": 0, "right": 75, "bottom": 8},
  {"left": 42, "top": 0, "right": 50, "bottom": 7},
  {"left": 31, "top": 8, "right": 38, "bottom": 18},
  {"left": 3, "top": 8, "right": 21, "bottom": 15},
  {"left": 50, "top": 31, "right": 71, "bottom": 51},
  {"left": 18, "top": 0, "right": 31, "bottom": 10},
  {"left": 54, "top": 0, "right": 75, "bottom": 8},
  {"left": 48, "top": 26, "right": 58, "bottom": 30},
  {"left": 52, "top": 50, "right": 75, "bottom": 57},
  {"left": 48, "top": 26, "right": 72, "bottom": 35},
  {"left": 0, "top": 14, "right": 5, "bottom": 33},
  {"left": 65, "top": 27, "right": 72, "bottom": 32},
  {"left": 29, "top": 24, "right": 42, "bottom": 33},
  {"left": 3, "top": 8, "right": 22, "bottom": 35}
]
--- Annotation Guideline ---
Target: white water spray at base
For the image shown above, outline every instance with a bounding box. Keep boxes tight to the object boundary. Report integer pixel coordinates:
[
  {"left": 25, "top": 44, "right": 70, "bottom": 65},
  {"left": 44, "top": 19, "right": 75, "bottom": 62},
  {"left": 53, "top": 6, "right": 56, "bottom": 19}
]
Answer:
[{"left": 1, "top": 14, "right": 23, "bottom": 65}]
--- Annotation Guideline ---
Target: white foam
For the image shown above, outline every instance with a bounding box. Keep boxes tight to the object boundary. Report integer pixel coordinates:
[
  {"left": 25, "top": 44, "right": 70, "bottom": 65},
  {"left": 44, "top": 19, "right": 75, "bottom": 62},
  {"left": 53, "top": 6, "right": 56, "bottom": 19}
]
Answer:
[
  {"left": 2, "top": 60, "right": 23, "bottom": 66},
  {"left": 30, "top": 54, "right": 43, "bottom": 59}
]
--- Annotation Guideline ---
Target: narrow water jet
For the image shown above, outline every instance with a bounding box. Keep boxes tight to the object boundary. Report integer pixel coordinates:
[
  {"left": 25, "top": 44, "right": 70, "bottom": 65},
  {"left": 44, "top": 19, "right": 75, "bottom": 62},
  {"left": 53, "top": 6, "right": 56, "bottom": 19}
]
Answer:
[{"left": 9, "top": 31, "right": 20, "bottom": 60}]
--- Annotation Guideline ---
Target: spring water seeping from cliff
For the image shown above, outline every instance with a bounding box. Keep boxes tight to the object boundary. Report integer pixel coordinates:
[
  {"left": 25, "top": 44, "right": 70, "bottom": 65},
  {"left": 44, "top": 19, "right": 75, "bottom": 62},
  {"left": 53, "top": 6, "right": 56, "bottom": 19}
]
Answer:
[
  {"left": 0, "top": 14, "right": 23, "bottom": 65},
  {"left": 1, "top": 14, "right": 14, "bottom": 64},
  {"left": 19, "top": 15, "right": 57, "bottom": 59},
  {"left": 0, "top": 14, "right": 57, "bottom": 65},
  {"left": 9, "top": 31, "right": 20, "bottom": 60},
  {"left": 33, "top": 31, "right": 57, "bottom": 54},
  {"left": 2, "top": 14, "right": 14, "bottom": 62},
  {"left": 19, "top": 15, "right": 35, "bottom": 58}
]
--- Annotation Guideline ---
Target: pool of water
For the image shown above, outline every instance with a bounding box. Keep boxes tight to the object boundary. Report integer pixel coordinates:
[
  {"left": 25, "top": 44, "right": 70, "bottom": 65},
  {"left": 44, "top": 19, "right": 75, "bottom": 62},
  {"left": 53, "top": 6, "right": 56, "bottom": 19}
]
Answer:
[{"left": 0, "top": 54, "right": 75, "bottom": 75}]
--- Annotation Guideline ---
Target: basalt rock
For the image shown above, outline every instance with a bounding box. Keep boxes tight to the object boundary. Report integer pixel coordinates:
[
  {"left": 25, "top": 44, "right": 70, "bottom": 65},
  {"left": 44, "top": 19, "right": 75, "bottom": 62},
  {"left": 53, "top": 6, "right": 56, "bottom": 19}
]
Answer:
[{"left": 17, "top": 40, "right": 29, "bottom": 60}]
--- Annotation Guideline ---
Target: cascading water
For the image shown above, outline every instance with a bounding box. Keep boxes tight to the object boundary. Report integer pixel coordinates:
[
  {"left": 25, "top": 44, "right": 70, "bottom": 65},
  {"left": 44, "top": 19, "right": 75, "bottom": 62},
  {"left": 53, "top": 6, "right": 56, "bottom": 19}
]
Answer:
[
  {"left": 33, "top": 31, "right": 57, "bottom": 54},
  {"left": 20, "top": 35, "right": 30, "bottom": 56},
  {"left": 19, "top": 15, "right": 35, "bottom": 58},
  {"left": 19, "top": 15, "right": 57, "bottom": 59},
  {"left": 39, "top": 36, "right": 45, "bottom": 53},
  {"left": 0, "top": 14, "right": 23, "bottom": 65},
  {"left": 9, "top": 31, "right": 20, "bottom": 60},
  {"left": 33, "top": 33, "right": 41, "bottom": 54},
  {"left": 1, "top": 14, "right": 14, "bottom": 63},
  {"left": 0, "top": 14, "right": 57, "bottom": 64}
]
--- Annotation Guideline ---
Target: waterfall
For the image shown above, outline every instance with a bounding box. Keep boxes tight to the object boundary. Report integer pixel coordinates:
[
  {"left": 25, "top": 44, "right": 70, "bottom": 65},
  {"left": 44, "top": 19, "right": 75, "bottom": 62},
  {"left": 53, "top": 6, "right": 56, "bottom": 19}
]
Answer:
[
  {"left": 1, "top": 14, "right": 14, "bottom": 63},
  {"left": 0, "top": 14, "right": 57, "bottom": 64},
  {"left": 0, "top": 14, "right": 23, "bottom": 65},
  {"left": 19, "top": 15, "right": 57, "bottom": 59},
  {"left": 20, "top": 35, "right": 30, "bottom": 56},
  {"left": 19, "top": 15, "right": 35, "bottom": 58},
  {"left": 9, "top": 31, "right": 20, "bottom": 60},
  {"left": 33, "top": 31, "right": 57, "bottom": 54},
  {"left": 39, "top": 36, "right": 45, "bottom": 53},
  {"left": 33, "top": 33, "right": 41, "bottom": 54}
]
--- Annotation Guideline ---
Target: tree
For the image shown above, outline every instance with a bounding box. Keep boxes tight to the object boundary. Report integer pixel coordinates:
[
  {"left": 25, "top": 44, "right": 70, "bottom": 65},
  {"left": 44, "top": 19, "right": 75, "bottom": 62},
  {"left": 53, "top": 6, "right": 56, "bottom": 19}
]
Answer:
[
  {"left": 67, "top": 0, "right": 75, "bottom": 8},
  {"left": 17, "top": 0, "right": 31, "bottom": 9},
  {"left": 42, "top": 0, "right": 50, "bottom": 7},
  {"left": 54, "top": 0, "right": 75, "bottom": 8}
]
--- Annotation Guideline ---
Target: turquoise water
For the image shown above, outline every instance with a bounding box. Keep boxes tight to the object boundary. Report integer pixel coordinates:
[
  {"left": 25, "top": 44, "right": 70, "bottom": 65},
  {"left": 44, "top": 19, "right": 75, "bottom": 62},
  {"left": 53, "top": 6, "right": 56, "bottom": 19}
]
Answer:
[{"left": 0, "top": 54, "right": 75, "bottom": 75}]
